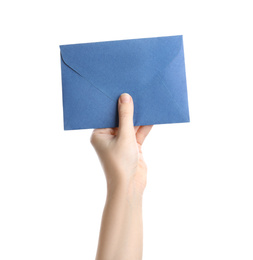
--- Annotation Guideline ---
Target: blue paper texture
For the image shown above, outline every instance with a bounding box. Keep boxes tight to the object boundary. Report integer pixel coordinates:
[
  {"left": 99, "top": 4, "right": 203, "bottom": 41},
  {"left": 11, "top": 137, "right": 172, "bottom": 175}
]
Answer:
[{"left": 60, "top": 35, "right": 190, "bottom": 130}]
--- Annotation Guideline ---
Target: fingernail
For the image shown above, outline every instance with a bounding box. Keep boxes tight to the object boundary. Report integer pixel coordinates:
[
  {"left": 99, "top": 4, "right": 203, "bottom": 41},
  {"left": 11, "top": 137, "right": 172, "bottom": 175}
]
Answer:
[{"left": 120, "top": 93, "right": 131, "bottom": 103}]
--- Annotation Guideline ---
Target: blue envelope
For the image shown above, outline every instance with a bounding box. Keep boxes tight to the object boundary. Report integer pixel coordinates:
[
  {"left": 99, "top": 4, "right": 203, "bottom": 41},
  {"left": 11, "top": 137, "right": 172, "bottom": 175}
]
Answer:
[{"left": 60, "top": 35, "right": 190, "bottom": 130}]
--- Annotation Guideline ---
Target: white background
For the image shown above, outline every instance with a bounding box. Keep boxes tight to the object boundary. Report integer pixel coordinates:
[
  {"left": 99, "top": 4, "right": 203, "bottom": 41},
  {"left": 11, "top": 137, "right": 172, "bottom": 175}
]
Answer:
[{"left": 0, "top": 1, "right": 252, "bottom": 259}]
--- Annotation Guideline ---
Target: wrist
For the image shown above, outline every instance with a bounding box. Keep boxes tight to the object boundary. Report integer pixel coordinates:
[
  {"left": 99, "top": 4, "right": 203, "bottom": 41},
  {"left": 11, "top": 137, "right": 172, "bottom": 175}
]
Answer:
[{"left": 106, "top": 179, "right": 144, "bottom": 208}]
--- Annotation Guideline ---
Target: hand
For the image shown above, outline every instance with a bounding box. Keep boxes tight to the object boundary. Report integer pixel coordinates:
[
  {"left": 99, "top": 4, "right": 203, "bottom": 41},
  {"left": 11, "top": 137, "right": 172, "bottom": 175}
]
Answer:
[{"left": 90, "top": 93, "right": 153, "bottom": 198}]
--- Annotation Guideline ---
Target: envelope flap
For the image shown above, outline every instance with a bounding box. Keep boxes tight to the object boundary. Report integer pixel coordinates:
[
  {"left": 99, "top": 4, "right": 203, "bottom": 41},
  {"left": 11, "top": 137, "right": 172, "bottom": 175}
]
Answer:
[{"left": 60, "top": 36, "right": 184, "bottom": 100}]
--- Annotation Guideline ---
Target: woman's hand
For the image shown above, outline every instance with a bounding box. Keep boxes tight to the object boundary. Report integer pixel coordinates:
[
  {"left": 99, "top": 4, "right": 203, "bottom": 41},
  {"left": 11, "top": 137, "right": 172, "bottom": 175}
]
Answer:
[
  {"left": 90, "top": 93, "right": 153, "bottom": 199},
  {"left": 91, "top": 93, "right": 152, "bottom": 260}
]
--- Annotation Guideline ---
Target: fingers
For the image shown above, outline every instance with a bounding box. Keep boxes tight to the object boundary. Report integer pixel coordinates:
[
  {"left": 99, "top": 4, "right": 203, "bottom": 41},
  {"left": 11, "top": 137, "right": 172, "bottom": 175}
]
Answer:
[
  {"left": 92, "top": 128, "right": 114, "bottom": 135},
  {"left": 136, "top": 125, "right": 153, "bottom": 145},
  {"left": 117, "top": 93, "right": 135, "bottom": 139},
  {"left": 134, "top": 125, "right": 141, "bottom": 133}
]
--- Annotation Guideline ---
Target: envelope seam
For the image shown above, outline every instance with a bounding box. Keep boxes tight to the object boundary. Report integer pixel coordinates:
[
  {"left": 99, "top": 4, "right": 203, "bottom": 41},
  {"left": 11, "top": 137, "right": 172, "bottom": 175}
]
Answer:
[
  {"left": 155, "top": 42, "right": 186, "bottom": 116},
  {"left": 61, "top": 53, "right": 114, "bottom": 102},
  {"left": 154, "top": 70, "right": 184, "bottom": 117}
]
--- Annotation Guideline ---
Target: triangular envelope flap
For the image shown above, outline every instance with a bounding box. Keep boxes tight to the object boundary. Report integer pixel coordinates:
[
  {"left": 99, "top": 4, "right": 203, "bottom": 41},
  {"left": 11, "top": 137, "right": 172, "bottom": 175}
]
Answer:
[
  {"left": 60, "top": 36, "right": 183, "bottom": 100},
  {"left": 61, "top": 54, "right": 118, "bottom": 130}
]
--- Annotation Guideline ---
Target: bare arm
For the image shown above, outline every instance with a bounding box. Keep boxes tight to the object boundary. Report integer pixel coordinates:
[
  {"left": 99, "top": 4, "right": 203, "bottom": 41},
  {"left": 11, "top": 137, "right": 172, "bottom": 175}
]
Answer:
[
  {"left": 90, "top": 93, "right": 152, "bottom": 260},
  {"left": 96, "top": 183, "right": 143, "bottom": 260}
]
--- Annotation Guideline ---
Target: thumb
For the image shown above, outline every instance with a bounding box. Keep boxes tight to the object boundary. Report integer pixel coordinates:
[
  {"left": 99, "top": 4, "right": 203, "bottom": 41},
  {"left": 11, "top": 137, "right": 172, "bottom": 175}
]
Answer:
[{"left": 117, "top": 93, "right": 135, "bottom": 139}]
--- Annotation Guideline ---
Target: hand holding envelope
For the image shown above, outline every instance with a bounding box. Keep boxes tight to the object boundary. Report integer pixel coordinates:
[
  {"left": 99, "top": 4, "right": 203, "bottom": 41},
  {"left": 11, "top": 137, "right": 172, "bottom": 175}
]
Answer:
[
  {"left": 59, "top": 36, "right": 190, "bottom": 260},
  {"left": 60, "top": 35, "right": 190, "bottom": 130},
  {"left": 90, "top": 92, "right": 152, "bottom": 192}
]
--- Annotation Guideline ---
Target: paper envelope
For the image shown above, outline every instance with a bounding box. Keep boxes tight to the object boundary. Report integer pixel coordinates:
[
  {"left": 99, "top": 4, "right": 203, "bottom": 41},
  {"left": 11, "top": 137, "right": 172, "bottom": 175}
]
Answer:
[{"left": 60, "top": 35, "right": 190, "bottom": 130}]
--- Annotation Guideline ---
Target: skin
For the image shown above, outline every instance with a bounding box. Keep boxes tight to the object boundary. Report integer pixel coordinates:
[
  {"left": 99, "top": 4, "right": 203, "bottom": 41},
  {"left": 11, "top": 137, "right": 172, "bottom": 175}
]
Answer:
[{"left": 90, "top": 93, "right": 153, "bottom": 260}]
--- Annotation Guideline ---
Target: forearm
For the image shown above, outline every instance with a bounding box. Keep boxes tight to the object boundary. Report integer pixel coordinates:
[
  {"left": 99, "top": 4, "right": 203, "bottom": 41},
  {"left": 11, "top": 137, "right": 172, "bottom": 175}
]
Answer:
[{"left": 95, "top": 182, "right": 143, "bottom": 260}]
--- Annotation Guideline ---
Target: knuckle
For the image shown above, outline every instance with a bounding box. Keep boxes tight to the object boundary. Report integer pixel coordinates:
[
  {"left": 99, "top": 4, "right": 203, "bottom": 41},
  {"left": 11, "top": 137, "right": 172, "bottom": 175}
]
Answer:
[{"left": 90, "top": 134, "right": 96, "bottom": 145}]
